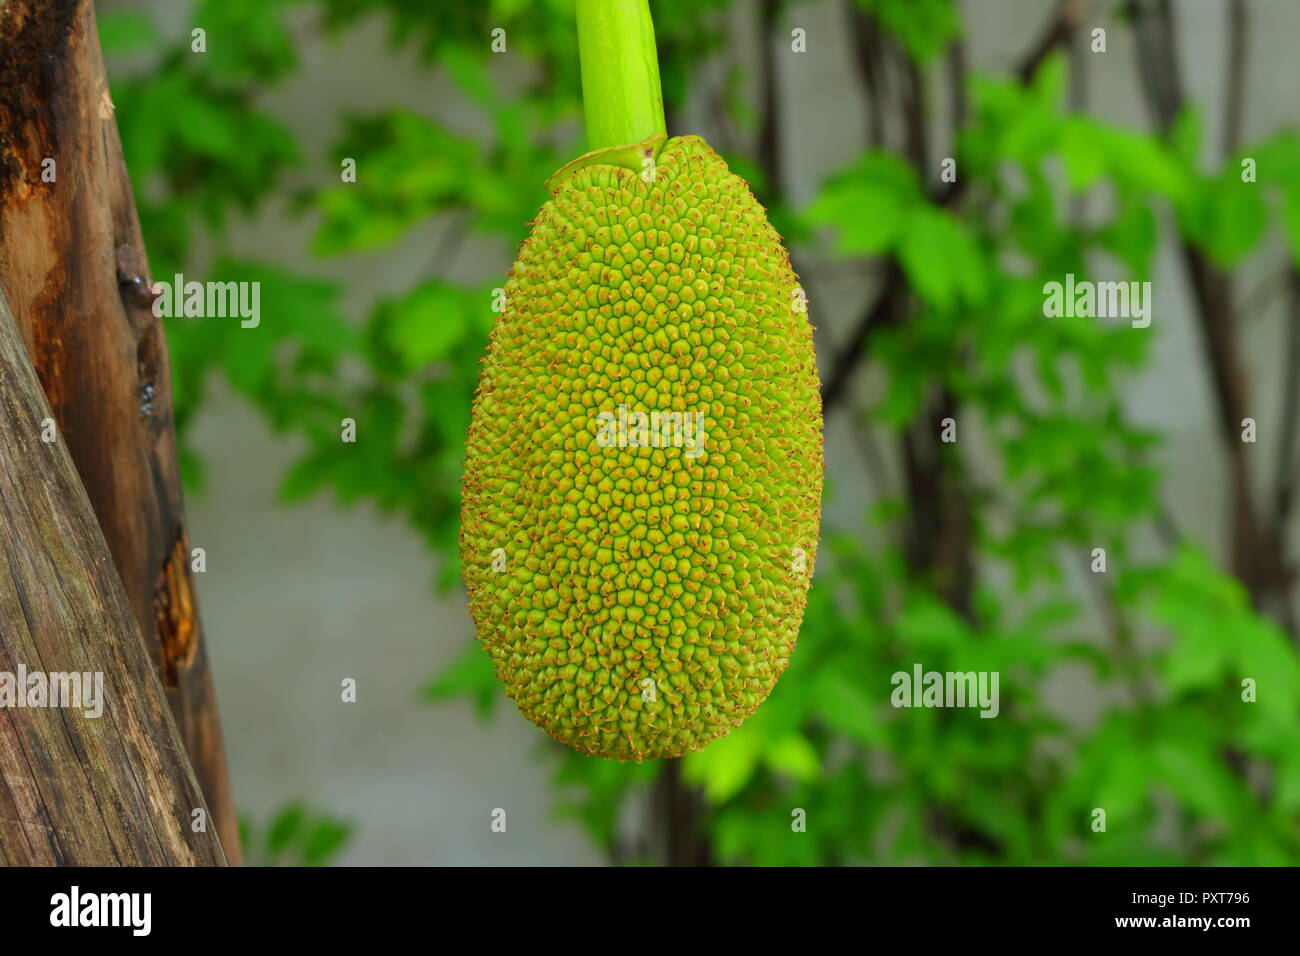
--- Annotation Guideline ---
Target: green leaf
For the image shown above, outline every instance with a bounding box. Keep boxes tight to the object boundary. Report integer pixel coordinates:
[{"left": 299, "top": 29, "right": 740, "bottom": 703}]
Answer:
[
  {"left": 816, "top": 671, "right": 885, "bottom": 743},
  {"left": 1178, "top": 176, "right": 1268, "bottom": 265},
  {"left": 98, "top": 11, "right": 158, "bottom": 54},
  {"left": 1169, "top": 106, "right": 1203, "bottom": 169},
  {"left": 266, "top": 803, "right": 306, "bottom": 855},
  {"left": 804, "top": 152, "right": 920, "bottom": 256},
  {"left": 1099, "top": 198, "right": 1157, "bottom": 274},
  {"left": 683, "top": 721, "right": 763, "bottom": 803},
  {"left": 372, "top": 282, "right": 472, "bottom": 370},
  {"left": 899, "top": 208, "right": 981, "bottom": 309},
  {"left": 300, "top": 819, "right": 353, "bottom": 866},
  {"left": 1101, "top": 126, "right": 1188, "bottom": 199},
  {"left": 895, "top": 594, "right": 972, "bottom": 652},
  {"left": 424, "top": 642, "right": 499, "bottom": 719},
  {"left": 441, "top": 46, "right": 497, "bottom": 108},
  {"left": 1061, "top": 119, "right": 1108, "bottom": 190},
  {"left": 1275, "top": 758, "right": 1300, "bottom": 812},
  {"left": 174, "top": 95, "right": 241, "bottom": 160},
  {"left": 1232, "top": 618, "right": 1300, "bottom": 720},
  {"left": 311, "top": 112, "right": 483, "bottom": 255},
  {"left": 1151, "top": 741, "right": 1238, "bottom": 822},
  {"left": 1096, "top": 744, "right": 1151, "bottom": 822},
  {"left": 192, "top": 0, "right": 299, "bottom": 84},
  {"left": 857, "top": 0, "right": 960, "bottom": 63},
  {"left": 763, "top": 733, "right": 821, "bottom": 782},
  {"left": 1163, "top": 613, "right": 1229, "bottom": 693}
]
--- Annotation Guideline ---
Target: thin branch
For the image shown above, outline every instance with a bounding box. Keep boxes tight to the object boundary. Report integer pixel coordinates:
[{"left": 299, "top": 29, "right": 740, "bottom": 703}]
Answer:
[
  {"left": 1238, "top": 266, "right": 1291, "bottom": 323},
  {"left": 1068, "top": 20, "right": 1089, "bottom": 222},
  {"left": 1015, "top": 0, "right": 1091, "bottom": 85},
  {"left": 820, "top": 259, "right": 903, "bottom": 409},
  {"left": 1130, "top": 0, "right": 1185, "bottom": 135},
  {"left": 756, "top": 0, "right": 782, "bottom": 192},
  {"left": 899, "top": 43, "right": 928, "bottom": 174},
  {"left": 947, "top": 37, "right": 967, "bottom": 137},
  {"left": 432, "top": 209, "right": 471, "bottom": 275},
  {"left": 1130, "top": 2, "right": 1246, "bottom": 436},
  {"left": 1153, "top": 501, "right": 1184, "bottom": 552},
  {"left": 706, "top": 51, "right": 738, "bottom": 157},
  {"left": 1223, "top": 0, "right": 1247, "bottom": 158},
  {"left": 846, "top": 0, "right": 886, "bottom": 147},
  {"left": 1276, "top": 268, "right": 1300, "bottom": 524},
  {"left": 822, "top": 0, "right": 1086, "bottom": 414},
  {"left": 1130, "top": 0, "right": 1296, "bottom": 633},
  {"left": 848, "top": 401, "right": 892, "bottom": 496}
]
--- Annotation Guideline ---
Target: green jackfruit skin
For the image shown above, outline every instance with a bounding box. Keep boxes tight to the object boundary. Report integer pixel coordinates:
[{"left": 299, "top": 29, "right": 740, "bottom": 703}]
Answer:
[{"left": 460, "top": 135, "right": 823, "bottom": 762}]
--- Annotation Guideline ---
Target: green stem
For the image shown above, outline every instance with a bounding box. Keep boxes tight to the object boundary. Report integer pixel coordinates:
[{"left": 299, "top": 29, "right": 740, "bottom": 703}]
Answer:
[{"left": 576, "top": 0, "right": 667, "bottom": 150}]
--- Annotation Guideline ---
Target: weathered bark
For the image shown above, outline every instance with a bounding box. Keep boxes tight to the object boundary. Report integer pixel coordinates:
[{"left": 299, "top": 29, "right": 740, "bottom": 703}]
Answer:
[
  {"left": 0, "top": 0, "right": 242, "bottom": 860},
  {"left": 0, "top": 287, "right": 226, "bottom": 865}
]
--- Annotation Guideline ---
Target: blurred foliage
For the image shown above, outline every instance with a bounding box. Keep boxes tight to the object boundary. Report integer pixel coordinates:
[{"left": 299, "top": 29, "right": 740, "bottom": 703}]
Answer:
[
  {"left": 239, "top": 803, "right": 353, "bottom": 866},
  {"left": 102, "top": 0, "right": 1300, "bottom": 864}
]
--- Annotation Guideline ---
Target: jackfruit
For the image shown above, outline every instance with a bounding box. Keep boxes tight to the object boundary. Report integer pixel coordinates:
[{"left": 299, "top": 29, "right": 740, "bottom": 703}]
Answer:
[{"left": 460, "top": 134, "right": 823, "bottom": 761}]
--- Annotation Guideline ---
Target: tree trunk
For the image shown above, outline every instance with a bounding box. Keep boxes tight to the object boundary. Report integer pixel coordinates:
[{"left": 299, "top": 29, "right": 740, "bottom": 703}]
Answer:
[
  {"left": 0, "top": 0, "right": 242, "bottom": 861},
  {"left": 0, "top": 288, "right": 226, "bottom": 865}
]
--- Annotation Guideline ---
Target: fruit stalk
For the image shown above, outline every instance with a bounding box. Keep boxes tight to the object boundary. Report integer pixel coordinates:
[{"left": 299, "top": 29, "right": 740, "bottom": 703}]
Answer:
[{"left": 576, "top": 0, "right": 667, "bottom": 150}]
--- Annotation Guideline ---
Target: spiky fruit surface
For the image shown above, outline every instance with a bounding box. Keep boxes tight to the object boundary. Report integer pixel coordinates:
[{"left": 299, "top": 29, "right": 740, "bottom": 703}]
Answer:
[{"left": 460, "top": 135, "right": 823, "bottom": 761}]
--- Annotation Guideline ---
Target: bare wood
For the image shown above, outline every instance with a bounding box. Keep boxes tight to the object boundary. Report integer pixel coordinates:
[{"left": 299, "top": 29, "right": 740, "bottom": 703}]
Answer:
[
  {"left": 0, "top": 288, "right": 227, "bottom": 865},
  {"left": 0, "top": 0, "right": 242, "bottom": 859}
]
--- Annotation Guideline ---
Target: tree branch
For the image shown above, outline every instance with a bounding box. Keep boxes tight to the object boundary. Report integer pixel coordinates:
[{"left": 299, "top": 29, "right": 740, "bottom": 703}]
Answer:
[
  {"left": 821, "top": 261, "right": 903, "bottom": 410},
  {"left": 821, "top": 0, "right": 1087, "bottom": 413},
  {"left": 1016, "top": 0, "right": 1091, "bottom": 85},
  {"left": 757, "top": 0, "right": 783, "bottom": 192},
  {"left": 947, "top": 36, "right": 968, "bottom": 138},
  {"left": 846, "top": 0, "right": 887, "bottom": 147},
  {"left": 1129, "top": 0, "right": 1295, "bottom": 633},
  {"left": 1223, "top": 0, "right": 1247, "bottom": 157},
  {"left": 1276, "top": 268, "right": 1300, "bottom": 525}
]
